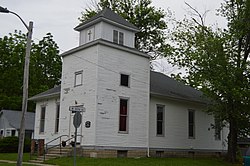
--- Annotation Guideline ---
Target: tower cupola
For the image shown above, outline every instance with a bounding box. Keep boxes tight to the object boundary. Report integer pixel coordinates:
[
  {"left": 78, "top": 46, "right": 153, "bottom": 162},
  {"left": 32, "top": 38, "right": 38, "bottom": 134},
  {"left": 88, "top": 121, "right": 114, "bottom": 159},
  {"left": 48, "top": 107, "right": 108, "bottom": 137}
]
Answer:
[{"left": 74, "top": 8, "right": 139, "bottom": 48}]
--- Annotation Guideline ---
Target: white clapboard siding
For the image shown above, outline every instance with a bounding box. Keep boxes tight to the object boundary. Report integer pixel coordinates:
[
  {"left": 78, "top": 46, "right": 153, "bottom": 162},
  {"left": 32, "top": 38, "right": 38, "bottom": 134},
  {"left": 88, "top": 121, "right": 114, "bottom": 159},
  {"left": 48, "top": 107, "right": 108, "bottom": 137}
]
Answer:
[
  {"left": 95, "top": 45, "right": 150, "bottom": 148},
  {"left": 79, "top": 22, "right": 135, "bottom": 48},
  {"left": 59, "top": 46, "right": 99, "bottom": 146},
  {"left": 34, "top": 98, "right": 60, "bottom": 143},
  {"left": 149, "top": 96, "right": 228, "bottom": 151}
]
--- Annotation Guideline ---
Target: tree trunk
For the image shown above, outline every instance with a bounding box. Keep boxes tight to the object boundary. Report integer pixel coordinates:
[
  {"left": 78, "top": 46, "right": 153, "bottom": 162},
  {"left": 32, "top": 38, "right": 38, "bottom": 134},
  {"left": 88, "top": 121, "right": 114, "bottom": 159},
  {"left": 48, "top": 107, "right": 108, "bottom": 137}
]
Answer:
[{"left": 227, "top": 115, "right": 238, "bottom": 163}]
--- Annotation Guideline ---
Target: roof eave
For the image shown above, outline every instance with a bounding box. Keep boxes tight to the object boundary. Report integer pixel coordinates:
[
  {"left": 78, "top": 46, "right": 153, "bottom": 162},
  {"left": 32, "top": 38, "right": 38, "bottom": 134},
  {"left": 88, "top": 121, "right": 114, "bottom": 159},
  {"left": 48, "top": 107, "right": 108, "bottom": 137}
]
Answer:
[
  {"left": 150, "top": 92, "right": 207, "bottom": 105},
  {"left": 60, "top": 39, "right": 149, "bottom": 59},
  {"left": 74, "top": 17, "right": 139, "bottom": 32},
  {"left": 29, "top": 92, "right": 60, "bottom": 101}
]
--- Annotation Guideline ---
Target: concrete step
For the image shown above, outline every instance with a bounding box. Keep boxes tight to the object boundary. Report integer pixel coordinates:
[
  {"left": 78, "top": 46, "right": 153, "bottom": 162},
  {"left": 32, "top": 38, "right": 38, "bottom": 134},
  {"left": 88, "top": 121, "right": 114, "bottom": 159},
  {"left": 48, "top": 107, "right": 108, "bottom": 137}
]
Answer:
[
  {"left": 36, "top": 155, "right": 57, "bottom": 161},
  {"left": 34, "top": 146, "right": 75, "bottom": 162},
  {"left": 48, "top": 149, "right": 72, "bottom": 154},
  {"left": 29, "top": 159, "right": 44, "bottom": 163}
]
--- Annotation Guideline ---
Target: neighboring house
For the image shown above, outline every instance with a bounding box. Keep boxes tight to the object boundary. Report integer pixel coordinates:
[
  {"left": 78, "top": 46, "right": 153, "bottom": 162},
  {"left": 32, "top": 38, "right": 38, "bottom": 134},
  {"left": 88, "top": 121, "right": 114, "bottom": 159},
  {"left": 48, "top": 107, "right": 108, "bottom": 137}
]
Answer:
[
  {"left": 0, "top": 110, "right": 35, "bottom": 139},
  {"left": 30, "top": 8, "right": 228, "bottom": 157}
]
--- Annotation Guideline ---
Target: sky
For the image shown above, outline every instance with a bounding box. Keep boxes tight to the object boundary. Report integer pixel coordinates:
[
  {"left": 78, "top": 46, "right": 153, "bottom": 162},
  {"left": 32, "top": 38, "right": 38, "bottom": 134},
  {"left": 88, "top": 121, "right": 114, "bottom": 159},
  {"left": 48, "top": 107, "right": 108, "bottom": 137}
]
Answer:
[{"left": 0, "top": 0, "right": 226, "bottom": 54}]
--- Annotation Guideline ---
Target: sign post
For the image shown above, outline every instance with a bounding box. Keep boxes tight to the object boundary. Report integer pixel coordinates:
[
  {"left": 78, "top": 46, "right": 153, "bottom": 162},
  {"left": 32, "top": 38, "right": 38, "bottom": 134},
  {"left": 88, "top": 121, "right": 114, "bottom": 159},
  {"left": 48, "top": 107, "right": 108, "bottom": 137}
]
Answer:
[{"left": 69, "top": 105, "right": 85, "bottom": 166}]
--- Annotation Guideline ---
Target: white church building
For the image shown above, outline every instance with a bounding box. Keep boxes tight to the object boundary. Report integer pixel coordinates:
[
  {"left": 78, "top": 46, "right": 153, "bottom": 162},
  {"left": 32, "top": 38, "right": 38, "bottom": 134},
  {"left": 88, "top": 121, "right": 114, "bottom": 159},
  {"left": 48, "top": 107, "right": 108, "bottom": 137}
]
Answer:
[{"left": 30, "top": 8, "right": 228, "bottom": 158}]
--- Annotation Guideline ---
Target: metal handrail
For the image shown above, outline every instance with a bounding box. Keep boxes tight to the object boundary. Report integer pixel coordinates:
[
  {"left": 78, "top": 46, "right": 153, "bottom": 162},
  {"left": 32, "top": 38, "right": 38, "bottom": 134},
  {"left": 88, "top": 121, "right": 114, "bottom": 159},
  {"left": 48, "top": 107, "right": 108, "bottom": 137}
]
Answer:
[
  {"left": 46, "top": 135, "right": 68, "bottom": 146},
  {"left": 43, "top": 134, "right": 83, "bottom": 161},
  {"left": 43, "top": 135, "right": 68, "bottom": 161}
]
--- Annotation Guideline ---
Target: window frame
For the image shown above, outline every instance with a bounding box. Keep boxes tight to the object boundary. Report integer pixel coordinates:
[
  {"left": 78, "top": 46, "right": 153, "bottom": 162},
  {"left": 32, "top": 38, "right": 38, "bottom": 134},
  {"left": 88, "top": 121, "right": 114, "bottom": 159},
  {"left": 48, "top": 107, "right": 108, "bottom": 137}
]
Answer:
[
  {"left": 188, "top": 109, "right": 195, "bottom": 139},
  {"left": 39, "top": 106, "right": 46, "bottom": 134},
  {"left": 118, "top": 97, "right": 129, "bottom": 134},
  {"left": 11, "top": 130, "right": 16, "bottom": 136},
  {"left": 113, "top": 30, "right": 118, "bottom": 44},
  {"left": 156, "top": 104, "right": 165, "bottom": 136},
  {"left": 74, "top": 70, "right": 83, "bottom": 87},
  {"left": 119, "top": 32, "right": 124, "bottom": 45},
  {"left": 55, "top": 103, "right": 60, "bottom": 134},
  {"left": 214, "top": 118, "right": 221, "bottom": 140},
  {"left": 113, "top": 30, "right": 124, "bottom": 45},
  {"left": 6, "top": 129, "right": 11, "bottom": 137},
  {"left": 120, "top": 73, "right": 130, "bottom": 87}
]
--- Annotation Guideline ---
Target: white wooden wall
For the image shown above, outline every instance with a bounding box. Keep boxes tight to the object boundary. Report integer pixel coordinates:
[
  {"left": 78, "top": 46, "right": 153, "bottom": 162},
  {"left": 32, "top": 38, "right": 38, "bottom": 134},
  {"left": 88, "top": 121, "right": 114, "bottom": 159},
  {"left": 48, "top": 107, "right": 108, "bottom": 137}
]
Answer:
[
  {"left": 149, "top": 96, "right": 228, "bottom": 151},
  {"left": 33, "top": 97, "right": 60, "bottom": 143},
  {"left": 59, "top": 46, "right": 99, "bottom": 146},
  {"left": 79, "top": 22, "right": 136, "bottom": 48},
  {"left": 95, "top": 45, "right": 150, "bottom": 148}
]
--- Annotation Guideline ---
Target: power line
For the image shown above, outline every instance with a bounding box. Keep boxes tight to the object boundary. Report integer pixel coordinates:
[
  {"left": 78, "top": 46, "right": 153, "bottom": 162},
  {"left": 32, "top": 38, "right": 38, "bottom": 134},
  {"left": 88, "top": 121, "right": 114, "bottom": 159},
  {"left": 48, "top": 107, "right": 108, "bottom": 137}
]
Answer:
[
  {"left": 70, "top": 53, "right": 150, "bottom": 86},
  {"left": 31, "top": 31, "right": 150, "bottom": 86}
]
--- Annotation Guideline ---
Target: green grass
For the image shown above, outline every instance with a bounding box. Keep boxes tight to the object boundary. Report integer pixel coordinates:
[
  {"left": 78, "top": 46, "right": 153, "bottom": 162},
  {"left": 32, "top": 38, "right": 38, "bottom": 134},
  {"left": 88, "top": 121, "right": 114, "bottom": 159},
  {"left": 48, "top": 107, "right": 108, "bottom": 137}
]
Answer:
[
  {"left": 44, "top": 157, "right": 241, "bottom": 166},
  {"left": 0, "top": 153, "right": 33, "bottom": 162},
  {"left": 0, "top": 153, "right": 242, "bottom": 166}
]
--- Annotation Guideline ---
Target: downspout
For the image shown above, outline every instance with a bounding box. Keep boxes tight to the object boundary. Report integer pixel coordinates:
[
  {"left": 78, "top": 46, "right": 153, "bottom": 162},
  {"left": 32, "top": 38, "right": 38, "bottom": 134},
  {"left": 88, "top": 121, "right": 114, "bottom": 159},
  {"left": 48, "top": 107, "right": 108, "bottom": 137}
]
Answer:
[{"left": 147, "top": 70, "right": 150, "bottom": 158}]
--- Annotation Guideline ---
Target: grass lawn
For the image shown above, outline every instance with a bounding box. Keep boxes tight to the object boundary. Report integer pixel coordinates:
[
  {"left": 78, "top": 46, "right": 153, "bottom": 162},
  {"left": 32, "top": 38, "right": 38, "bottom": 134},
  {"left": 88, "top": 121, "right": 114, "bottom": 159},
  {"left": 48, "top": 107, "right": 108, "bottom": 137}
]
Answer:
[
  {"left": 0, "top": 153, "right": 242, "bottom": 166},
  {"left": 44, "top": 157, "right": 242, "bottom": 166},
  {"left": 0, "top": 153, "right": 33, "bottom": 162}
]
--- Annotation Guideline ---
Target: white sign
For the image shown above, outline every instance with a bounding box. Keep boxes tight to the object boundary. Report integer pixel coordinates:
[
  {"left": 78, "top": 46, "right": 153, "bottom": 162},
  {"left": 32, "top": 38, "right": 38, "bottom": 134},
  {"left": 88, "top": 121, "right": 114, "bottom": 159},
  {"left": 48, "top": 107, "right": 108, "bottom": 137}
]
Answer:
[{"left": 69, "top": 105, "right": 85, "bottom": 112}]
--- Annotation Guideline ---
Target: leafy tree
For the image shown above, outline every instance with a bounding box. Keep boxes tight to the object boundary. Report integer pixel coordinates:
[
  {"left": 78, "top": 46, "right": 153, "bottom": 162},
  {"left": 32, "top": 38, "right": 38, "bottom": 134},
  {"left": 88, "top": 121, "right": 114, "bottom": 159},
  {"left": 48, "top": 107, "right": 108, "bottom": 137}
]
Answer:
[
  {"left": 168, "top": 1, "right": 250, "bottom": 163},
  {"left": 0, "top": 31, "right": 62, "bottom": 111},
  {"left": 79, "top": 0, "right": 170, "bottom": 59}
]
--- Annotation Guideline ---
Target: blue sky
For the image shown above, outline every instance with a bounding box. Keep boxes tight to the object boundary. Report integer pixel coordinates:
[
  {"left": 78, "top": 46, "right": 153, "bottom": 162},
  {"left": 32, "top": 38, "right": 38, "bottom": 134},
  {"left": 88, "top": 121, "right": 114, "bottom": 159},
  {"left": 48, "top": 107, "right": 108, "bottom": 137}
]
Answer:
[{"left": 0, "top": 0, "right": 225, "bottom": 53}]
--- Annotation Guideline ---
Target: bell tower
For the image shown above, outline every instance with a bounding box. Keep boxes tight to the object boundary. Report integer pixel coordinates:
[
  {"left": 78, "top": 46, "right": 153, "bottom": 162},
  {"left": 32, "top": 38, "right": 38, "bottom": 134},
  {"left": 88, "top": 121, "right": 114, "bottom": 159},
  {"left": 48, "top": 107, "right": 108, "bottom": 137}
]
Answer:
[{"left": 74, "top": 8, "right": 139, "bottom": 48}]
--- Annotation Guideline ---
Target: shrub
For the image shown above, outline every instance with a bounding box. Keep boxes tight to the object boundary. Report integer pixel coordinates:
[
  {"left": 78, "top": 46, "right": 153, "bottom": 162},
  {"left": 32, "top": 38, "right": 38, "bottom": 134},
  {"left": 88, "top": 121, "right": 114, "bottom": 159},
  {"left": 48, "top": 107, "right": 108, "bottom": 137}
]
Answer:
[{"left": 0, "top": 136, "right": 31, "bottom": 153}]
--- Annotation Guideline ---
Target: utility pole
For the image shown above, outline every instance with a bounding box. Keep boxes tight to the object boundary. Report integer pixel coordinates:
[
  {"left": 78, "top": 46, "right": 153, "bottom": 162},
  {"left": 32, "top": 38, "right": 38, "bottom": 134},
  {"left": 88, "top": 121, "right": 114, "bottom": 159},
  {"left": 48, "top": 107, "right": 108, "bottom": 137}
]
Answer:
[
  {"left": 0, "top": 6, "right": 33, "bottom": 166},
  {"left": 17, "top": 21, "right": 33, "bottom": 166}
]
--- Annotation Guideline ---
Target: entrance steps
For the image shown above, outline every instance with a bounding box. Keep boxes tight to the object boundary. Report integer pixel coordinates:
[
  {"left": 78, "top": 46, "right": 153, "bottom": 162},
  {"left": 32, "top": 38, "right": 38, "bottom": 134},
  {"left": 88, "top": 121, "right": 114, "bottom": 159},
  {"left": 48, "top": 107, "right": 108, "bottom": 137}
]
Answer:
[{"left": 30, "top": 146, "right": 73, "bottom": 163}]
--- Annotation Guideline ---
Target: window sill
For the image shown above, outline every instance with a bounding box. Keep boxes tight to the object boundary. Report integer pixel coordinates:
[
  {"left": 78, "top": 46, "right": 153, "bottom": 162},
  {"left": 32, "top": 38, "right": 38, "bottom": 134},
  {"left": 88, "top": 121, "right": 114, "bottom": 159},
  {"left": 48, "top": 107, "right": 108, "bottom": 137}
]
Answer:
[
  {"left": 188, "top": 137, "right": 195, "bottom": 139},
  {"left": 118, "top": 131, "right": 128, "bottom": 134},
  {"left": 156, "top": 134, "right": 165, "bottom": 137},
  {"left": 120, "top": 85, "right": 130, "bottom": 88},
  {"left": 74, "top": 84, "right": 82, "bottom": 87}
]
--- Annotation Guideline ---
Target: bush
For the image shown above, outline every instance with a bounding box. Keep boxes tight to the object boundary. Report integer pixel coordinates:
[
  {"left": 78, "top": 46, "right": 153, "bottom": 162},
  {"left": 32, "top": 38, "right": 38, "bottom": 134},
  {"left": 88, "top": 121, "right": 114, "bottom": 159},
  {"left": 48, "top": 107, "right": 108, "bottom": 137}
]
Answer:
[{"left": 0, "top": 136, "right": 31, "bottom": 153}]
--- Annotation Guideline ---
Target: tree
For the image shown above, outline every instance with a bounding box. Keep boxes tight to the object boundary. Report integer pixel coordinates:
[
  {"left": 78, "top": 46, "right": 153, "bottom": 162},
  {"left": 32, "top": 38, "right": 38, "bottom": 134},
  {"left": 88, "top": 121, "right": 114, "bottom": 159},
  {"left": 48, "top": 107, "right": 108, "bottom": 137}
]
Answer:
[
  {"left": 79, "top": 0, "right": 170, "bottom": 59},
  {"left": 0, "top": 31, "right": 62, "bottom": 111},
  {"left": 168, "top": 1, "right": 250, "bottom": 163}
]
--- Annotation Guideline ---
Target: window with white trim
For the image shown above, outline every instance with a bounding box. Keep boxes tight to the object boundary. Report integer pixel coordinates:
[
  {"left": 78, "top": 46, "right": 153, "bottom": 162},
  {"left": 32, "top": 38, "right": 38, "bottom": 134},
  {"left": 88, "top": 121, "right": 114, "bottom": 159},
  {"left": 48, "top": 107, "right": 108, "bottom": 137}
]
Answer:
[
  {"left": 214, "top": 118, "right": 221, "bottom": 140},
  {"left": 11, "top": 130, "right": 16, "bottom": 136},
  {"left": 40, "top": 106, "right": 46, "bottom": 133},
  {"left": 55, "top": 103, "right": 60, "bottom": 133},
  {"left": 74, "top": 70, "right": 83, "bottom": 87},
  {"left": 188, "top": 109, "right": 195, "bottom": 138},
  {"left": 6, "top": 129, "right": 11, "bottom": 137},
  {"left": 156, "top": 105, "right": 165, "bottom": 136},
  {"left": 119, "top": 32, "right": 124, "bottom": 45},
  {"left": 113, "top": 30, "right": 124, "bottom": 45},
  {"left": 119, "top": 98, "right": 128, "bottom": 133},
  {"left": 120, "top": 74, "right": 129, "bottom": 87}
]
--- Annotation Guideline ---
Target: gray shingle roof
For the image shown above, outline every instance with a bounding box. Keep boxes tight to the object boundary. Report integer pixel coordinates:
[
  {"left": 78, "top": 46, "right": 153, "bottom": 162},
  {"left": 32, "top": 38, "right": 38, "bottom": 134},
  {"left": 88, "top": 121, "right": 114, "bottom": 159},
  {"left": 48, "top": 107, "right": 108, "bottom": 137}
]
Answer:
[
  {"left": 30, "top": 72, "right": 206, "bottom": 103},
  {"left": 74, "top": 8, "right": 139, "bottom": 32},
  {"left": 0, "top": 110, "right": 35, "bottom": 130},
  {"left": 150, "top": 71, "right": 205, "bottom": 103},
  {"left": 28, "top": 85, "right": 60, "bottom": 101}
]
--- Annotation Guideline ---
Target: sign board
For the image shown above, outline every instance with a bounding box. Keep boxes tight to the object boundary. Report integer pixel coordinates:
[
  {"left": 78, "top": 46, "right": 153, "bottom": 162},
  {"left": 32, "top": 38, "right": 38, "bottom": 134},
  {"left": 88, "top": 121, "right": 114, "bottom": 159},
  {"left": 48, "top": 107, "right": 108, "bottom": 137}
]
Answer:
[
  {"left": 85, "top": 121, "right": 91, "bottom": 128},
  {"left": 73, "top": 112, "right": 82, "bottom": 128},
  {"left": 69, "top": 105, "right": 85, "bottom": 112}
]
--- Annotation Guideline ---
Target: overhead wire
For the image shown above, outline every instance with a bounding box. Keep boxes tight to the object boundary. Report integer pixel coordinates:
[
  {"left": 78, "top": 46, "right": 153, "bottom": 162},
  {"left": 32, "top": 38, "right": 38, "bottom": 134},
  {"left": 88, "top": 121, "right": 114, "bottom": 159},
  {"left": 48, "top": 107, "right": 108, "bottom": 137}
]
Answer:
[{"left": 31, "top": 32, "right": 150, "bottom": 86}]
